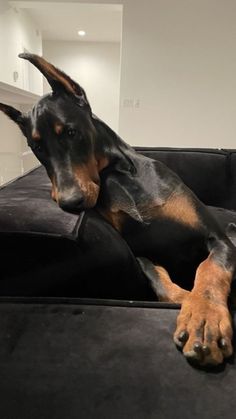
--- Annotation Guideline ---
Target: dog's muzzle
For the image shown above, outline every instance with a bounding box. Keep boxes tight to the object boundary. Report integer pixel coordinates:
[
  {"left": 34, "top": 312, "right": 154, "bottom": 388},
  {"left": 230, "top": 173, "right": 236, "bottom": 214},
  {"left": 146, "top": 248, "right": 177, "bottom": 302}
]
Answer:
[{"left": 58, "top": 194, "right": 85, "bottom": 213}]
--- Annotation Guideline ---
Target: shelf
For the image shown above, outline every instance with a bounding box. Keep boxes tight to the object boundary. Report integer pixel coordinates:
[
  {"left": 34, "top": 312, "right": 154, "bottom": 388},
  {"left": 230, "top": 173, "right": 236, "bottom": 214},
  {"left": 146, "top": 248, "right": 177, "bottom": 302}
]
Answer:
[{"left": 0, "top": 81, "right": 40, "bottom": 105}]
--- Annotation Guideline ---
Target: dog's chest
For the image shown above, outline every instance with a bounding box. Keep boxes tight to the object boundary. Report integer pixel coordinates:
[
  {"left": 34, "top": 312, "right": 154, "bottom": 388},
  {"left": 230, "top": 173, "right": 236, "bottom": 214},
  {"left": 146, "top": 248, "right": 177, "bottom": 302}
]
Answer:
[{"left": 122, "top": 216, "right": 207, "bottom": 287}]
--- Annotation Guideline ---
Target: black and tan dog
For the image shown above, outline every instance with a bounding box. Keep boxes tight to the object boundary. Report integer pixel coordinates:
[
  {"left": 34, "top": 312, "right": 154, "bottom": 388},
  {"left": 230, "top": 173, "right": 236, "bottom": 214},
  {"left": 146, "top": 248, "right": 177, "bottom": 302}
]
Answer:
[{"left": 1, "top": 53, "right": 236, "bottom": 366}]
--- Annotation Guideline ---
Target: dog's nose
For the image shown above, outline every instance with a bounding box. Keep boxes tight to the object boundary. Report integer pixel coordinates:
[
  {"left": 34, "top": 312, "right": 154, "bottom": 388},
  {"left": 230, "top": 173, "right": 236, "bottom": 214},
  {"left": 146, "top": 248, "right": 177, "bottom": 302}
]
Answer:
[{"left": 59, "top": 195, "right": 85, "bottom": 213}]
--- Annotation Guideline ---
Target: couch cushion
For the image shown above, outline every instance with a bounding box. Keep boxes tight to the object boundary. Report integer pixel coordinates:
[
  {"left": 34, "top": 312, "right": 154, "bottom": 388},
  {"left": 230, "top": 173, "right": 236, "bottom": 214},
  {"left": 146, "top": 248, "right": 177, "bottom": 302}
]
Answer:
[
  {"left": 0, "top": 300, "right": 235, "bottom": 419},
  {"left": 0, "top": 210, "right": 152, "bottom": 299},
  {"left": 0, "top": 166, "right": 81, "bottom": 239}
]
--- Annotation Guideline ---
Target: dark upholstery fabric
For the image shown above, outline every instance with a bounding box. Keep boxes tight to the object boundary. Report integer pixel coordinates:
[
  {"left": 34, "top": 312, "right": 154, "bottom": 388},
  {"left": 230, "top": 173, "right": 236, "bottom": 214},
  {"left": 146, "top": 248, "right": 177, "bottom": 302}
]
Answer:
[
  {"left": 0, "top": 166, "right": 80, "bottom": 238},
  {"left": 0, "top": 300, "right": 235, "bottom": 419},
  {"left": 228, "top": 151, "right": 236, "bottom": 210},
  {"left": 0, "top": 223, "right": 152, "bottom": 300}
]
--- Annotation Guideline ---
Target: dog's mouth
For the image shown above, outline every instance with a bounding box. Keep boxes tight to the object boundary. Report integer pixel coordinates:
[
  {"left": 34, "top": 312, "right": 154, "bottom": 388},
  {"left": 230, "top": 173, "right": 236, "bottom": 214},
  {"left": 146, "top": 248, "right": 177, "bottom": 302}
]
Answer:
[{"left": 54, "top": 180, "right": 100, "bottom": 214}]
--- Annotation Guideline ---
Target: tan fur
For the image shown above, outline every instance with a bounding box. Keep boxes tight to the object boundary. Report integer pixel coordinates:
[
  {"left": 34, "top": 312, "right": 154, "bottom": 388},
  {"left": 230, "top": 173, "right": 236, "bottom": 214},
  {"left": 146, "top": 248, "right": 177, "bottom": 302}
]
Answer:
[
  {"left": 54, "top": 122, "right": 64, "bottom": 135},
  {"left": 32, "top": 128, "right": 41, "bottom": 141},
  {"left": 194, "top": 256, "right": 232, "bottom": 301},
  {"left": 100, "top": 209, "right": 126, "bottom": 232},
  {"left": 50, "top": 176, "right": 58, "bottom": 202},
  {"left": 139, "top": 193, "right": 200, "bottom": 228},
  {"left": 97, "top": 156, "right": 109, "bottom": 172},
  {"left": 73, "top": 158, "right": 100, "bottom": 208},
  {"left": 37, "top": 56, "right": 76, "bottom": 95},
  {"left": 174, "top": 255, "right": 233, "bottom": 364},
  {"left": 159, "top": 194, "right": 200, "bottom": 228},
  {"left": 154, "top": 265, "right": 189, "bottom": 303}
]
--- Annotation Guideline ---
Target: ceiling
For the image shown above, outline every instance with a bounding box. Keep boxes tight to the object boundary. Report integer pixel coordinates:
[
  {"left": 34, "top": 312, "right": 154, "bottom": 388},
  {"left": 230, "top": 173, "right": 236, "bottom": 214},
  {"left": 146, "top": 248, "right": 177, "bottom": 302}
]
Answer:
[{"left": 10, "top": 1, "right": 123, "bottom": 42}]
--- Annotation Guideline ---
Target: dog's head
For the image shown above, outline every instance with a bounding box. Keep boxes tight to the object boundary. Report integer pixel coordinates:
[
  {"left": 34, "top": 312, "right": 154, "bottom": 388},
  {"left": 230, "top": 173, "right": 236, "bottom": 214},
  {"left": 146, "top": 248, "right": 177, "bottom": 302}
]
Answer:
[{"left": 0, "top": 54, "right": 108, "bottom": 212}]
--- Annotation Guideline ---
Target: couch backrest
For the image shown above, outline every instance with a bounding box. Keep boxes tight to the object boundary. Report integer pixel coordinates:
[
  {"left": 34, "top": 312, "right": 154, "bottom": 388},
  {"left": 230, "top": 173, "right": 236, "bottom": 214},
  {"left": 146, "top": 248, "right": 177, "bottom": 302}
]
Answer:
[{"left": 136, "top": 148, "right": 236, "bottom": 211}]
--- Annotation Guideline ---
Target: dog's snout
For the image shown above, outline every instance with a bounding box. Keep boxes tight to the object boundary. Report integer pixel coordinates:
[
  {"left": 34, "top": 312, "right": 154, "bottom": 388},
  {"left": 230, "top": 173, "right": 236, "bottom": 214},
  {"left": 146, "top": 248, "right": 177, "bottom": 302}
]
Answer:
[{"left": 59, "top": 195, "right": 85, "bottom": 213}]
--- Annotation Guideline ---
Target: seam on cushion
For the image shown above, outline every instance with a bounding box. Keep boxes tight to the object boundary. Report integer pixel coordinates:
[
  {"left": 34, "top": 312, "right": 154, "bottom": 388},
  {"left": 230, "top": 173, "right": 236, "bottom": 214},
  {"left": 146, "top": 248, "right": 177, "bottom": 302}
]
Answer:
[
  {"left": 135, "top": 147, "right": 236, "bottom": 155},
  {"left": 71, "top": 211, "right": 86, "bottom": 240},
  {"left": 0, "top": 296, "right": 181, "bottom": 309},
  {"left": 0, "top": 230, "right": 78, "bottom": 241}
]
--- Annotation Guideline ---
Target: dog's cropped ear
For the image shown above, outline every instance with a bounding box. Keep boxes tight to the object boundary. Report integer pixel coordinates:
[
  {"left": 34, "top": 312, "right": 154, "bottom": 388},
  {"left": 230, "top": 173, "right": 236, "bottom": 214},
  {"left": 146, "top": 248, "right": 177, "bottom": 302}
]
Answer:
[
  {"left": 19, "top": 53, "right": 89, "bottom": 107},
  {"left": 105, "top": 176, "right": 144, "bottom": 223},
  {"left": 0, "top": 103, "right": 27, "bottom": 136}
]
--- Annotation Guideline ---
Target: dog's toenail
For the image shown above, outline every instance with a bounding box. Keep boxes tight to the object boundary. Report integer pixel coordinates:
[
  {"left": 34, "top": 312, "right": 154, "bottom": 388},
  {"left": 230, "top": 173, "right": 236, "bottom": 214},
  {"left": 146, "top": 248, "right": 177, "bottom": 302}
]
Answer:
[
  {"left": 202, "top": 345, "right": 211, "bottom": 355},
  {"left": 219, "top": 338, "right": 227, "bottom": 349},
  {"left": 178, "top": 331, "right": 189, "bottom": 342},
  {"left": 184, "top": 350, "right": 199, "bottom": 360},
  {"left": 193, "top": 342, "right": 203, "bottom": 353}
]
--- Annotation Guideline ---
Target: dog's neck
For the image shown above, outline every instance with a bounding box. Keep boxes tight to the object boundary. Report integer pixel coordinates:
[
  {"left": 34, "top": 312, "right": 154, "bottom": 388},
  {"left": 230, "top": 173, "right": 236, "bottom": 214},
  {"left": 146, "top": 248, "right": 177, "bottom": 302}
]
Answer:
[{"left": 92, "top": 115, "right": 137, "bottom": 174}]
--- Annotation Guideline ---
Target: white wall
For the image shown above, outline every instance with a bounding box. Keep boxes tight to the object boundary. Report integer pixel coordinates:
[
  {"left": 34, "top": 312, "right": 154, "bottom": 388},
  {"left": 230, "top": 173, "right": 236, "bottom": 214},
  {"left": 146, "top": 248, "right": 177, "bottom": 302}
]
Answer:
[
  {"left": 0, "top": 4, "right": 43, "bottom": 95},
  {"left": 6, "top": 0, "right": 236, "bottom": 148},
  {"left": 119, "top": 0, "right": 236, "bottom": 148},
  {"left": 43, "top": 40, "right": 121, "bottom": 132}
]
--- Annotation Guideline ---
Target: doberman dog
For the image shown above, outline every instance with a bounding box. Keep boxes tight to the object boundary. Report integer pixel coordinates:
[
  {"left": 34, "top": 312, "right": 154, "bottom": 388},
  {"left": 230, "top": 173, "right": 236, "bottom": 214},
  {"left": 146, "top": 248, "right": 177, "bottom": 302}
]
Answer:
[{"left": 1, "top": 53, "right": 236, "bottom": 366}]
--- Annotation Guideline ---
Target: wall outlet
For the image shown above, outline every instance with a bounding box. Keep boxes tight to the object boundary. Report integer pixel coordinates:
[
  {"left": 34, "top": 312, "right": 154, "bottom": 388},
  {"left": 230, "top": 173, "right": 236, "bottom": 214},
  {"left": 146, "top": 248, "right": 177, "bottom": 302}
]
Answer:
[
  {"left": 123, "top": 98, "right": 134, "bottom": 108},
  {"left": 13, "top": 71, "right": 19, "bottom": 83},
  {"left": 123, "top": 98, "right": 140, "bottom": 109}
]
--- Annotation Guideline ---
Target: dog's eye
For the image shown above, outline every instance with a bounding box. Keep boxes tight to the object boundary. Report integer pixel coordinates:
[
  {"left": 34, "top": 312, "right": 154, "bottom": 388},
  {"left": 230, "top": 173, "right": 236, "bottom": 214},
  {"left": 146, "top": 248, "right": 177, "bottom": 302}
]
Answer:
[{"left": 67, "top": 128, "right": 76, "bottom": 137}]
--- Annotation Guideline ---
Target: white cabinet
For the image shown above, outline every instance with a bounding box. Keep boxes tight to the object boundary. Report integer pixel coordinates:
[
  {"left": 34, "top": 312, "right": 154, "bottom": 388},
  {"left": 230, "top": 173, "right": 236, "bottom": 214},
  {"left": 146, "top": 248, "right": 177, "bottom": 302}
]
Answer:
[
  {"left": 0, "top": 4, "right": 42, "bottom": 185},
  {"left": 0, "top": 82, "right": 40, "bottom": 186},
  {"left": 0, "top": 6, "right": 43, "bottom": 95}
]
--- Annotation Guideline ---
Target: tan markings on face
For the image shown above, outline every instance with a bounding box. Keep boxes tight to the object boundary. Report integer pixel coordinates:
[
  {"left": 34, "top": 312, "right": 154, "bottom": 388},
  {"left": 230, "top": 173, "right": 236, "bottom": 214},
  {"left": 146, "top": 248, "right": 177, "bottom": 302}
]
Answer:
[
  {"left": 32, "top": 128, "right": 41, "bottom": 141},
  {"left": 97, "top": 156, "right": 109, "bottom": 172},
  {"left": 50, "top": 175, "right": 58, "bottom": 202},
  {"left": 73, "top": 158, "right": 100, "bottom": 207},
  {"left": 54, "top": 122, "right": 64, "bottom": 135}
]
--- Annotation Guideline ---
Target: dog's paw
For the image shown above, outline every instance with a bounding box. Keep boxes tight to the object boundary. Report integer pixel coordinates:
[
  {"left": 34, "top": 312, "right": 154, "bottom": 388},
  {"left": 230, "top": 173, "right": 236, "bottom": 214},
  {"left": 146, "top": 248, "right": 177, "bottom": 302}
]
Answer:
[{"left": 173, "top": 292, "right": 233, "bottom": 366}]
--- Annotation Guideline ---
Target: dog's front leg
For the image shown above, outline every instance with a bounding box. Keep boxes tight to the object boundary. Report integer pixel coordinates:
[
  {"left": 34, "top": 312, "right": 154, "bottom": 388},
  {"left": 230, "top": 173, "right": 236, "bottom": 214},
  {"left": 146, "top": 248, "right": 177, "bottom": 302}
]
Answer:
[
  {"left": 137, "top": 257, "right": 189, "bottom": 303},
  {"left": 174, "top": 239, "right": 236, "bottom": 366}
]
